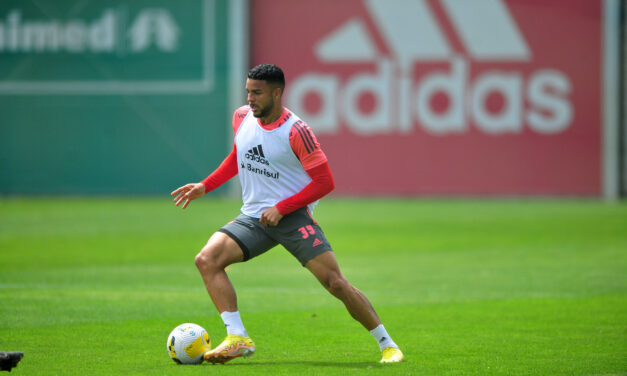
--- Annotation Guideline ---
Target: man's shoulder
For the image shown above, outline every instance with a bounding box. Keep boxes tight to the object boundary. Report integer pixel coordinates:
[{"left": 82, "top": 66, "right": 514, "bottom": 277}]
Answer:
[
  {"left": 288, "top": 117, "right": 315, "bottom": 138},
  {"left": 284, "top": 109, "right": 309, "bottom": 132},
  {"left": 234, "top": 105, "right": 251, "bottom": 119},
  {"left": 232, "top": 105, "right": 251, "bottom": 133}
]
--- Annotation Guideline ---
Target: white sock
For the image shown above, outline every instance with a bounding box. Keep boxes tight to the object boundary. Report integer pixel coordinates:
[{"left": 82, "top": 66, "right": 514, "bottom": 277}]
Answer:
[
  {"left": 369, "top": 324, "right": 398, "bottom": 351},
  {"left": 220, "top": 311, "right": 248, "bottom": 337}
]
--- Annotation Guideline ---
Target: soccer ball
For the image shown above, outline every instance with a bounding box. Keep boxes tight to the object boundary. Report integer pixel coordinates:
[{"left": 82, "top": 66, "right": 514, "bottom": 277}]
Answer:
[{"left": 166, "top": 323, "right": 211, "bottom": 364}]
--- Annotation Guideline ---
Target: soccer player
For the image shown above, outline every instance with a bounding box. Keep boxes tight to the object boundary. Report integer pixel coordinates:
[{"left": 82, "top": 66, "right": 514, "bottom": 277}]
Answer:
[{"left": 171, "top": 64, "right": 404, "bottom": 364}]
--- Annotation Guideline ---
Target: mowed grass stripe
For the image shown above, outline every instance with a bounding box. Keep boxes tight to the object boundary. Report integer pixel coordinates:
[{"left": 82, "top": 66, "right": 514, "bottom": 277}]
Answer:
[{"left": 0, "top": 198, "right": 625, "bottom": 375}]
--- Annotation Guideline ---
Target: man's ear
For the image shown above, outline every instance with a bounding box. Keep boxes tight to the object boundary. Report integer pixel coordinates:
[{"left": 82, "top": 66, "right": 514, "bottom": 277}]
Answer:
[{"left": 273, "top": 86, "right": 283, "bottom": 100}]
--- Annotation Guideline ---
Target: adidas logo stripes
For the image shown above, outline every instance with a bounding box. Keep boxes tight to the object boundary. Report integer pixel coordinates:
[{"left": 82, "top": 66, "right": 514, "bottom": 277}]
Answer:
[
  {"left": 244, "top": 144, "right": 269, "bottom": 166},
  {"left": 247, "top": 144, "right": 265, "bottom": 158}
]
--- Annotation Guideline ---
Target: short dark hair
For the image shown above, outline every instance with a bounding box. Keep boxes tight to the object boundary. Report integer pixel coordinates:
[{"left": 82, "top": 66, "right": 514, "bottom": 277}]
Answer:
[{"left": 247, "top": 64, "right": 285, "bottom": 91}]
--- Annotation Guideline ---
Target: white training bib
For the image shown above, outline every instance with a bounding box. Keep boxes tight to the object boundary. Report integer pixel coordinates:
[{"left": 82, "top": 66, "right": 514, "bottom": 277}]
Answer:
[{"left": 235, "top": 109, "right": 317, "bottom": 218}]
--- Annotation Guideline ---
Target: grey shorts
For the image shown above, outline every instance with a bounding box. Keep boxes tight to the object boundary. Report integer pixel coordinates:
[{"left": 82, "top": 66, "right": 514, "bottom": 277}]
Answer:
[{"left": 218, "top": 208, "right": 332, "bottom": 266}]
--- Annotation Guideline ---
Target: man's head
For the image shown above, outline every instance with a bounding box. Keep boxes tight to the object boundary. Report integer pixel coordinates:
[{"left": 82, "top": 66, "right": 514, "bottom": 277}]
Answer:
[
  {"left": 247, "top": 64, "right": 285, "bottom": 92},
  {"left": 246, "top": 64, "right": 285, "bottom": 120}
]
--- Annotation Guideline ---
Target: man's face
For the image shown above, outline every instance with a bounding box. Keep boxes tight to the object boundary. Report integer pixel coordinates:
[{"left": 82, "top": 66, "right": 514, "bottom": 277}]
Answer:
[{"left": 246, "top": 78, "right": 279, "bottom": 118}]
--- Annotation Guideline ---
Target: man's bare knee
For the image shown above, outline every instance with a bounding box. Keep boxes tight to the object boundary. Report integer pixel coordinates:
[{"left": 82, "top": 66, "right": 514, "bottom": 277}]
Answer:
[
  {"left": 326, "top": 274, "right": 351, "bottom": 298},
  {"left": 195, "top": 232, "right": 243, "bottom": 272},
  {"left": 194, "top": 248, "right": 218, "bottom": 271},
  {"left": 196, "top": 246, "right": 227, "bottom": 272}
]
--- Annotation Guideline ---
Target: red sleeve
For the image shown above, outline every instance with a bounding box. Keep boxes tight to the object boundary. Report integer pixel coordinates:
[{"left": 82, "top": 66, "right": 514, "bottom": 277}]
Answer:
[
  {"left": 201, "top": 144, "right": 238, "bottom": 193},
  {"left": 275, "top": 162, "right": 335, "bottom": 216},
  {"left": 289, "top": 120, "right": 327, "bottom": 170}
]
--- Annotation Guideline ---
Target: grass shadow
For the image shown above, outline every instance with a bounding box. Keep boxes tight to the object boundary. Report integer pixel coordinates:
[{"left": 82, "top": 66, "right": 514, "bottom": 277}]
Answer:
[{"left": 210, "top": 360, "right": 384, "bottom": 369}]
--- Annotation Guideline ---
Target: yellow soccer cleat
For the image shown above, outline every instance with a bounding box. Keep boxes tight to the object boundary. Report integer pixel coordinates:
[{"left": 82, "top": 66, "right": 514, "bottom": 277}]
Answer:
[
  {"left": 203, "top": 334, "right": 255, "bottom": 364},
  {"left": 380, "top": 347, "right": 404, "bottom": 363}
]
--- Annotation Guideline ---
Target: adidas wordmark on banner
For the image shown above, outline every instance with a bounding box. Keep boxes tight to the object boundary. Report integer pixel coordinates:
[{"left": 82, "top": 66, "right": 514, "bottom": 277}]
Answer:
[{"left": 252, "top": 0, "right": 603, "bottom": 195}]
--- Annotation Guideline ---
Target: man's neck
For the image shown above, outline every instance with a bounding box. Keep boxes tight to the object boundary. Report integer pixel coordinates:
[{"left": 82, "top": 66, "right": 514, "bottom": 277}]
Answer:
[{"left": 259, "top": 105, "right": 283, "bottom": 125}]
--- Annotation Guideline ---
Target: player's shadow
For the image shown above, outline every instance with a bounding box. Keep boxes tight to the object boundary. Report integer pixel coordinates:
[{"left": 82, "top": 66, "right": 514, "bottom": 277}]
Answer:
[{"left": 211, "top": 360, "right": 383, "bottom": 369}]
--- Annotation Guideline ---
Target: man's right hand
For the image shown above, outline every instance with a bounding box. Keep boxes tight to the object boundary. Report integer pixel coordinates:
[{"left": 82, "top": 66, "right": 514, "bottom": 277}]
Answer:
[{"left": 171, "top": 183, "right": 206, "bottom": 209}]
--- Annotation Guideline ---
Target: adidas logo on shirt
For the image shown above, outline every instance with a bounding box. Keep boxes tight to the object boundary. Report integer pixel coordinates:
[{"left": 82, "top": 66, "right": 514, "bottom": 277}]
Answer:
[{"left": 245, "top": 144, "right": 269, "bottom": 166}]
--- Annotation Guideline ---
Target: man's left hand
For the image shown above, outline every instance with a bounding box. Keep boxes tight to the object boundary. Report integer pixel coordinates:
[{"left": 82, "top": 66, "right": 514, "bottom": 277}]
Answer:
[{"left": 260, "top": 206, "right": 283, "bottom": 226}]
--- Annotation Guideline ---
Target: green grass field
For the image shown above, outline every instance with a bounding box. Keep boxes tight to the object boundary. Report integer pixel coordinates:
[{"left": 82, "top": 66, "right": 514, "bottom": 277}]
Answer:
[{"left": 0, "top": 198, "right": 625, "bottom": 375}]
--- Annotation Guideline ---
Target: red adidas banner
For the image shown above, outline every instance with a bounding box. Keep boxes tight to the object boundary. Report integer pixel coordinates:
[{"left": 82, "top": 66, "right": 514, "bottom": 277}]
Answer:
[{"left": 250, "top": 0, "right": 602, "bottom": 195}]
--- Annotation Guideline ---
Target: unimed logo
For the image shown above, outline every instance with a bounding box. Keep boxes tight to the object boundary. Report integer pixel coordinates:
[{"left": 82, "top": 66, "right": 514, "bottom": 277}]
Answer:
[
  {"left": 0, "top": 8, "right": 179, "bottom": 54},
  {"left": 287, "top": 0, "right": 574, "bottom": 136},
  {"left": 0, "top": 0, "right": 214, "bottom": 94}
]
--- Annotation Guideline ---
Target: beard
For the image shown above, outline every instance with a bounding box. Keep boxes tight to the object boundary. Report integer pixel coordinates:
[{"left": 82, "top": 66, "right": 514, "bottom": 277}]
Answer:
[{"left": 251, "top": 98, "right": 274, "bottom": 118}]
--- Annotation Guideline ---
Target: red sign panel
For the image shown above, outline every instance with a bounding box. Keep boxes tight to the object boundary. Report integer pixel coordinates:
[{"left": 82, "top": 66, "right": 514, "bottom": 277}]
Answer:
[{"left": 251, "top": 0, "right": 602, "bottom": 195}]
